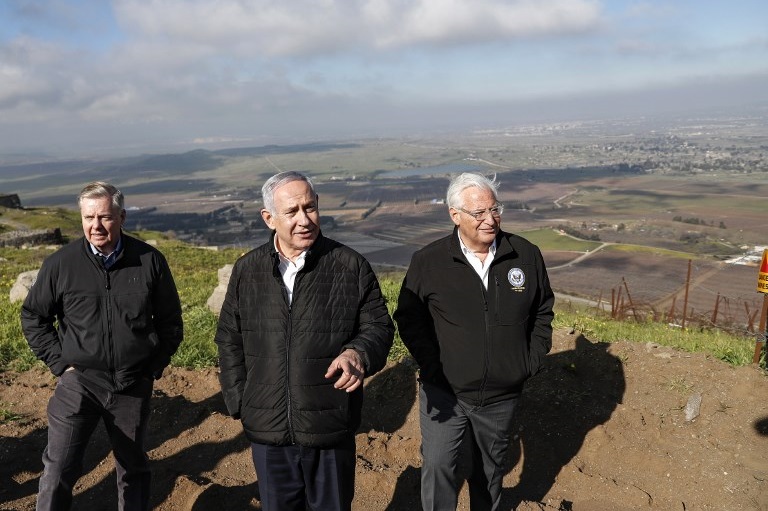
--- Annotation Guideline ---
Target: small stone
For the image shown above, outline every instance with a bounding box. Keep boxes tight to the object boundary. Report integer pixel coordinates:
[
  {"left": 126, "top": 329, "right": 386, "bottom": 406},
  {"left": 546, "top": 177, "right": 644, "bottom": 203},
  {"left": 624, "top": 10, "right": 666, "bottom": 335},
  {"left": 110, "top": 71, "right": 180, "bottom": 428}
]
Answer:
[{"left": 685, "top": 392, "right": 702, "bottom": 422}]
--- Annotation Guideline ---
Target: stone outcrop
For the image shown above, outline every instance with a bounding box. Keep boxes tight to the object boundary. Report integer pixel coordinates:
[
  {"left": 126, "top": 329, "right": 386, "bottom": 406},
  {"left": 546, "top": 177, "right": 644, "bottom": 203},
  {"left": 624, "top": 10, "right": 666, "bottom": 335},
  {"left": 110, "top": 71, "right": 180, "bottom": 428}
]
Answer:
[
  {"left": 10, "top": 269, "right": 39, "bottom": 303},
  {"left": 0, "top": 228, "right": 64, "bottom": 248},
  {"left": 0, "top": 194, "right": 22, "bottom": 209},
  {"left": 206, "top": 264, "right": 233, "bottom": 315}
]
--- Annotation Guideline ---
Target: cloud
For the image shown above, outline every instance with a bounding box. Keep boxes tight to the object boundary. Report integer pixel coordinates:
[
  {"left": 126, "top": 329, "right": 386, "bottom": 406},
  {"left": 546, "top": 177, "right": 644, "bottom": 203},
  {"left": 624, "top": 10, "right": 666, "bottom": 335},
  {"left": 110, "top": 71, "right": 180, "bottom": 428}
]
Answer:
[
  {"left": 114, "top": 0, "right": 604, "bottom": 56},
  {"left": 0, "top": 0, "right": 765, "bottom": 158}
]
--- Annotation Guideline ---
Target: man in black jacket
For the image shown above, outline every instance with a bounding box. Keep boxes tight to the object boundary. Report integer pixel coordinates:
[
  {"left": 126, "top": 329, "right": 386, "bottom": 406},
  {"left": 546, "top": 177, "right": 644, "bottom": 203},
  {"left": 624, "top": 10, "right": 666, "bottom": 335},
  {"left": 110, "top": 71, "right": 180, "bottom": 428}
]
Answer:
[
  {"left": 394, "top": 172, "right": 554, "bottom": 511},
  {"left": 21, "top": 181, "right": 184, "bottom": 511},
  {"left": 214, "top": 171, "right": 394, "bottom": 511}
]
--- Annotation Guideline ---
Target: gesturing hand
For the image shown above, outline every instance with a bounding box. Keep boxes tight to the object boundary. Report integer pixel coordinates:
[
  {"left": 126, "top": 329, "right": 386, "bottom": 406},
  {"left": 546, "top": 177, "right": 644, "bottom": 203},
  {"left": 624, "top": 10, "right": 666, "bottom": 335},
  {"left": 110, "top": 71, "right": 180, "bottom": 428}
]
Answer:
[{"left": 325, "top": 348, "right": 365, "bottom": 393}]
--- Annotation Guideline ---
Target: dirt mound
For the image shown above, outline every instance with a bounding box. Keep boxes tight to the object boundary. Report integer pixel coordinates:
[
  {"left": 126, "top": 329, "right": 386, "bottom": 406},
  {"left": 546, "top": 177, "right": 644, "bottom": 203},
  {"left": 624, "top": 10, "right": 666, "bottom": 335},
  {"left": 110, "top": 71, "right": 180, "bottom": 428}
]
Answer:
[{"left": 1, "top": 329, "right": 766, "bottom": 510}]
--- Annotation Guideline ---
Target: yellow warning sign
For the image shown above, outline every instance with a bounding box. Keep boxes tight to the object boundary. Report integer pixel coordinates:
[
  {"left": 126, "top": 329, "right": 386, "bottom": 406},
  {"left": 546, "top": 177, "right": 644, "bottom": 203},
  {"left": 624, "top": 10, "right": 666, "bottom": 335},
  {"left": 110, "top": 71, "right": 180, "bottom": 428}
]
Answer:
[{"left": 758, "top": 249, "right": 768, "bottom": 294}]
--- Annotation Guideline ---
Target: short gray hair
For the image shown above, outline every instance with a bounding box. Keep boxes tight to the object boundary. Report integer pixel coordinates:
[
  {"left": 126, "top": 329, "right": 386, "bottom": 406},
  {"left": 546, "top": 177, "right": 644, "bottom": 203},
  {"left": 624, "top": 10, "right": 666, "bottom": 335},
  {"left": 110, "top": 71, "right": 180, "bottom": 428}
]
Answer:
[
  {"left": 446, "top": 173, "right": 499, "bottom": 209},
  {"left": 78, "top": 181, "right": 124, "bottom": 211},
  {"left": 261, "top": 171, "right": 316, "bottom": 213}
]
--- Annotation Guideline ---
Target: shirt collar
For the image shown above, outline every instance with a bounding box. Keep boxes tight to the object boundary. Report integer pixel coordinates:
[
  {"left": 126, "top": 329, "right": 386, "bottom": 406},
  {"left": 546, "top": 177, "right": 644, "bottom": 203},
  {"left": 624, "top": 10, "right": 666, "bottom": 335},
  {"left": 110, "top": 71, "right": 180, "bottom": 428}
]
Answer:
[
  {"left": 89, "top": 235, "right": 123, "bottom": 258},
  {"left": 457, "top": 231, "right": 496, "bottom": 259},
  {"left": 273, "top": 236, "right": 308, "bottom": 265}
]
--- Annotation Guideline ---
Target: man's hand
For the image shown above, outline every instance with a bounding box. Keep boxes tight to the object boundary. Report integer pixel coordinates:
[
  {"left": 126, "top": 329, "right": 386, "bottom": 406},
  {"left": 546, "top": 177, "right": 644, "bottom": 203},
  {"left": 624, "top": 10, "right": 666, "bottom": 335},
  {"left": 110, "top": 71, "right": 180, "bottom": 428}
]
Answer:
[{"left": 325, "top": 348, "right": 365, "bottom": 393}]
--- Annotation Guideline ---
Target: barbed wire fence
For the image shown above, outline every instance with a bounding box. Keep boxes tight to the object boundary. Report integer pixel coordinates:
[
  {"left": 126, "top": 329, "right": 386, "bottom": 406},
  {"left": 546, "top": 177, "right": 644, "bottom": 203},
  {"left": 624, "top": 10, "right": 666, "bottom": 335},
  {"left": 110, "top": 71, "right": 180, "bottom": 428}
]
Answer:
[{"left": 593, "top": 259, "right": 766, "bottom": 345}]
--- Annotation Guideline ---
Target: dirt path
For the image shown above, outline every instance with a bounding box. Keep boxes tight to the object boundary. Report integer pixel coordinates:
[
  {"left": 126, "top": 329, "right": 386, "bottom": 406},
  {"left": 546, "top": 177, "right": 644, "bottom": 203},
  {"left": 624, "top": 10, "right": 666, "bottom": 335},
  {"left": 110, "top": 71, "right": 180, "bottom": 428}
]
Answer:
[{"left": 1, "top": 328, "right": 766, "bottom": 510}]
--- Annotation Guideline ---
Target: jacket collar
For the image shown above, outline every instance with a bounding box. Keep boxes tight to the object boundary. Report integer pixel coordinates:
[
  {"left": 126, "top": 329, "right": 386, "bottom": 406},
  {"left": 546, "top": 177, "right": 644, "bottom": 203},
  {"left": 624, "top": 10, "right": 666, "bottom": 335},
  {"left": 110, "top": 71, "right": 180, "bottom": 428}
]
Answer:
[
  {"left": 448, "top": 226, "right": 516, "bottom": 262},
  {"left": 268, "top": 230, "right": 325, "bottom": 264}
]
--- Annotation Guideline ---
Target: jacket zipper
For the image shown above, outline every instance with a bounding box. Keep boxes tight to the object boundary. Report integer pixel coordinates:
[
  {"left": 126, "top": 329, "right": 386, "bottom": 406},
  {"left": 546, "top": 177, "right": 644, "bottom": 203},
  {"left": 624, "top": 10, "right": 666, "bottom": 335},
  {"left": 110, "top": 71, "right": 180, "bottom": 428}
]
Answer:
[
  {"left": 104, "top": 267, "right": 116, "bottom": 387},
  {"left": 286, "top": 303, "right": 295, "bottom": 444},
  {"left": 478, "top": 276, "right": 491, "bottom": 406},
  {"left": 284, "top": 267, "right": 301, "bottom": 445}
]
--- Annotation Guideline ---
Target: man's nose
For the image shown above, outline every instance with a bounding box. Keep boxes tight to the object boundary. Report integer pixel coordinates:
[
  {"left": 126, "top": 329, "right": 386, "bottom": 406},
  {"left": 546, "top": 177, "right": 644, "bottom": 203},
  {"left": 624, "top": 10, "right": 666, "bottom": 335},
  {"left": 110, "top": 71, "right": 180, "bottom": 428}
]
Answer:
[{"left": 296, "top": 209, "right": 311, "bottom": 223}]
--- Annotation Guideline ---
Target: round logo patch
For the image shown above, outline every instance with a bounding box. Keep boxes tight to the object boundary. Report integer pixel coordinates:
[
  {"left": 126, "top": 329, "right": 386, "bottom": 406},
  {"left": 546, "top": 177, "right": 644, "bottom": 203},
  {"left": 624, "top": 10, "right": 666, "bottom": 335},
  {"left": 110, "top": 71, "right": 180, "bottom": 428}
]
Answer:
[{"left": 507, "top": 268, "right": 525, "bottom": 288}]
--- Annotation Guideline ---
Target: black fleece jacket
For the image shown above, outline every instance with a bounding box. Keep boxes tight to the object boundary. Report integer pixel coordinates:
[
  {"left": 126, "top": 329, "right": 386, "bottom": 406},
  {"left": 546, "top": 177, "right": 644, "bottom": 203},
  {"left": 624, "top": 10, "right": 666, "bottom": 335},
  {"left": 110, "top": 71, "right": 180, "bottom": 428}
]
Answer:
[
  {"left": 394, "top": 228, "right": 554, "bottom": 405},
  {"left": 214, "top": 233, "right": 394, "bottom": 448},
  {"left": 21, "top": 234, "right": 183, "bottom": 392}
]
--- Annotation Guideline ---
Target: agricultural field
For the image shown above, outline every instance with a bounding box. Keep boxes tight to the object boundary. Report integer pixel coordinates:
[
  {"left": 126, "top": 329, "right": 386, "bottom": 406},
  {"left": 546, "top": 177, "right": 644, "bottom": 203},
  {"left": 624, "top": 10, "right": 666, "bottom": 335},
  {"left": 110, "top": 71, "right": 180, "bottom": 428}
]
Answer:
[{"left": 2, "top": 119, "right": 767, "bottom": 332}]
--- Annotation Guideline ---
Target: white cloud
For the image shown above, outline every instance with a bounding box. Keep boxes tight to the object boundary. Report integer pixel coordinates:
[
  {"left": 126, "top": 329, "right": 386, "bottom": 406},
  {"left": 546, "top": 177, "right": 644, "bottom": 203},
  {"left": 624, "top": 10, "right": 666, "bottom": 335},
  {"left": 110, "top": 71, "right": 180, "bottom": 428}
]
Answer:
[
  {"left": 114, "top": 0, "right": 604, "bottom": 56},
  {"left": 0, "top": 0, "right": 765, "bottom": 158}
]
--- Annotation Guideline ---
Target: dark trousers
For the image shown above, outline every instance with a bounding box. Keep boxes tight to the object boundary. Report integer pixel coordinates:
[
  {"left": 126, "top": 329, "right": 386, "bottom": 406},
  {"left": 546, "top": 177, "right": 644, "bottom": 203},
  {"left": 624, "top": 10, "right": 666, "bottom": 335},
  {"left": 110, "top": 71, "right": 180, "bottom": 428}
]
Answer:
[
  {"left": 36, "top": 370, "right": 154, "bottom": 511},
  {"left": 419, "top": 382, "right": 519, "bottom": 511},
  {"left": 250, "top": 437, "right": 356, "bottom": 511}
]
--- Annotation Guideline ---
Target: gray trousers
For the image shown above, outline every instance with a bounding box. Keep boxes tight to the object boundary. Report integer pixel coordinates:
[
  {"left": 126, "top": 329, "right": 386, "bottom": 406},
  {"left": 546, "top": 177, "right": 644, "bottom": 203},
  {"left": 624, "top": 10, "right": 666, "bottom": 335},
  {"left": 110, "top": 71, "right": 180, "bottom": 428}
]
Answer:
[
  {"left": 36, "top": 370, "right": 153, "bottom": 511},
  {"left": 419, "top": 382, "right": 518, "bottom": 511}
]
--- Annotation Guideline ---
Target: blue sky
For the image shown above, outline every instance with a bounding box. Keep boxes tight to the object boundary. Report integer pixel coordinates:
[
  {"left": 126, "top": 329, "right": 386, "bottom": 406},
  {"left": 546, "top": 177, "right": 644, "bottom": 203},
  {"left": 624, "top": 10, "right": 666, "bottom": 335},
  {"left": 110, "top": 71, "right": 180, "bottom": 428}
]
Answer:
[{"left": 0, "top": 0, "right": 766, "bottom": 158}]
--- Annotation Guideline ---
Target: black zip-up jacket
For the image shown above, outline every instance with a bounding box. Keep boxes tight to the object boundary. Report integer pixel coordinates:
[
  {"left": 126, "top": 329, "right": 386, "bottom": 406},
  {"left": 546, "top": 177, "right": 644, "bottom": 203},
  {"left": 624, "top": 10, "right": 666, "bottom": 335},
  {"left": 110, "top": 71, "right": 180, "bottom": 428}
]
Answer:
[
  {"left": 21, "top": 234, "right": 183, "bottom": 392},
  {"left": 214, "top": 233, "right": 394, "bottom": 448},
  {"left": 394, "top": 228, "right": 554, "bottom": 405}
]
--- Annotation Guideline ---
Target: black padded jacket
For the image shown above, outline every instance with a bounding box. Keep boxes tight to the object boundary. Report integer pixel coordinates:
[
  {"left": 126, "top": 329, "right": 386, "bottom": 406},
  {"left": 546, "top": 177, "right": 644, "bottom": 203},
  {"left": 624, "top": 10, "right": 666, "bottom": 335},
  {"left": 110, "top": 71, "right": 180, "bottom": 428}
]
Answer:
[
  {"left": 394, "top": 228, "right": 554, "bottom": 406},
  {"left": 214, "top": 233, "right": 394, "bottom": 448},
  {"left": 21, "top": 234, "right": 183, "bottom": 392}
]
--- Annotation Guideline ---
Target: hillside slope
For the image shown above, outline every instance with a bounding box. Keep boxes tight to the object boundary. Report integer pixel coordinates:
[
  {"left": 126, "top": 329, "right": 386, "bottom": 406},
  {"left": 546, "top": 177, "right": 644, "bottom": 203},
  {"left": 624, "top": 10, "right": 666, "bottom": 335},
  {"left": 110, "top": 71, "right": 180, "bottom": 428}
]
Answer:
[{"left": 1, "top": 328, "right": 766, "bottom": 510}]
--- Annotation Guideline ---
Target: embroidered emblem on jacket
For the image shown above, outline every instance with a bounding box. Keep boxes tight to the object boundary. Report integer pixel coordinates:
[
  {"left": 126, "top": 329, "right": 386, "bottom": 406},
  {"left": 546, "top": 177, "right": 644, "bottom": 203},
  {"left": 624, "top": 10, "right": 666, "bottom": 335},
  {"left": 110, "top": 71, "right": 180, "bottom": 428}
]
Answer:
[{"left": 507, "top": 268, "right": 525, "bottom": 289}]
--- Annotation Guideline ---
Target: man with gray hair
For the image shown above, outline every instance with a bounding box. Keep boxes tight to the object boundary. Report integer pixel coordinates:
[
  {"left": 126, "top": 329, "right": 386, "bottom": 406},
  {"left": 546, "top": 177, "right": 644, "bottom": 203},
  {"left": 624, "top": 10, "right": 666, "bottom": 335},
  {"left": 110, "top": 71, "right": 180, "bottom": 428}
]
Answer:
[
  {"left": 215, "top": 170, "right": 394, "bottom": 511},
  {"left": 394, "top": 172, "right": 554, "bottom": 510},
  {"left": 22, "top": 181, "right": 183, "bottom": 510}
]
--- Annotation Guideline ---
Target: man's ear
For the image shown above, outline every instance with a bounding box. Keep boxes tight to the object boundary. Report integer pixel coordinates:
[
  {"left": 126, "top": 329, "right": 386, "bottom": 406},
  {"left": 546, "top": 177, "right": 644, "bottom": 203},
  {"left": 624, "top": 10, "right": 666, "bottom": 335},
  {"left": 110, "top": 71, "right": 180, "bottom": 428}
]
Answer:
[
  {"left": 261, "top": 209, "right": 275, "bottom": 230},
  {"left": 449, "top": 208, "right": 461, "bottom": 227}
]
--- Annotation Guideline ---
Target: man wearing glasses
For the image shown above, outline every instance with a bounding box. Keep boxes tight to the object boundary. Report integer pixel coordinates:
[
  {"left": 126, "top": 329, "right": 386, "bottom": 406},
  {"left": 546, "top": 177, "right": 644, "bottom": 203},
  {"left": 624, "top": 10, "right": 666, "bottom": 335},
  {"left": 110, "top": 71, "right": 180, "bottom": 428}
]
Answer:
[{"left": 394, "top": 172, "right": 554, "bottom": 510}]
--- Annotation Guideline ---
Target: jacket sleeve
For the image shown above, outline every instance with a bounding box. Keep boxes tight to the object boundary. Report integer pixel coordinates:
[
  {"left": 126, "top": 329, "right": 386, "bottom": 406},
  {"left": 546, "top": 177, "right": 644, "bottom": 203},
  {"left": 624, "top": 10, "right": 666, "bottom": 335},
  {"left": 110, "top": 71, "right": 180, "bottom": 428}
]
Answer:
[
  {"left": 528, "top": 247, "right": 555, "bottom": 376},
  {"left": 393, "top": 255, "right": 449, "bottom": 387},
  {"left": 149, "top": 252, "right": 184, "bottom": 376},
  {"left": 20, "top": 259, "right": 68, "bottom": 377},
  {"left": 342, "top": 259, "right": 394, "bottom": 378},
  {"left": 214, "top": 262, "right": 246, "bottom": 419}
]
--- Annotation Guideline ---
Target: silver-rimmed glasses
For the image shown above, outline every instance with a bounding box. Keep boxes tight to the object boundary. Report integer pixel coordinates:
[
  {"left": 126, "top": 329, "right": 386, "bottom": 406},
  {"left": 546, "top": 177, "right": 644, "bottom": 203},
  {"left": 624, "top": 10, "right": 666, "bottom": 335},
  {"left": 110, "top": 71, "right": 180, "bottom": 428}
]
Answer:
[{"left": 455, "top": 203, "right": 504, "bottom": 221}]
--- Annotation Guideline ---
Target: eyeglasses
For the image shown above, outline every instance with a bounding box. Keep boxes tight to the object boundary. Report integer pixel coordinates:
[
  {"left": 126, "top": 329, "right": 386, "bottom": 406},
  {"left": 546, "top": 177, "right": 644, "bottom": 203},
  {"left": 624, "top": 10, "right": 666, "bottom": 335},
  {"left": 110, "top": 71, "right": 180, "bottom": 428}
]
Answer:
[{"left": 455, "top": 203, "right": 504, "bottom": 221}]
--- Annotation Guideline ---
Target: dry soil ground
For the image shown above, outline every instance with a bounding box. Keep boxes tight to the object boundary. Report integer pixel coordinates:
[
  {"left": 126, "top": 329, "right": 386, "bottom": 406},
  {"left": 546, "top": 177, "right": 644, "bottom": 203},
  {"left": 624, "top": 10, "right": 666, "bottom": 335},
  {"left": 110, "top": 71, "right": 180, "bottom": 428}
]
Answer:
[{"left": 1, "top": 329, "right": 766, "bottom": 511}]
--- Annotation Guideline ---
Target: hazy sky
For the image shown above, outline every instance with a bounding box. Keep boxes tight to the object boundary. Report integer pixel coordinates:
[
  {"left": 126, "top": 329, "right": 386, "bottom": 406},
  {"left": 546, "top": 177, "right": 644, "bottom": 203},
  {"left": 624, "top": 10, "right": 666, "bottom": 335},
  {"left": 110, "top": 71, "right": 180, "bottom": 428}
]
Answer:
[{"left": 1, "top": 0, "right": 766, "bottom": 158}]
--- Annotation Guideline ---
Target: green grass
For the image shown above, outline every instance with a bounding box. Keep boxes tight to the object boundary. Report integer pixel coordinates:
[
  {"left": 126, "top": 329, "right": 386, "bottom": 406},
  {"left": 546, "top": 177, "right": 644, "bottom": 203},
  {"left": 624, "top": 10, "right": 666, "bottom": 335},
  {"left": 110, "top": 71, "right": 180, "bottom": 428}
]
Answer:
[
  {"left": 553, "top": 305, "right": 760, "bottom": 366},
  {"left": 0, "top": 238, "right": 763, "bottom": 373},
  {"left": 0, "top": 207, "right": 82, "bottom": 238},
  {"left": 517, "top": 228, "right": 602, "bottom": 252},
  {"left": 0, "top": 403, "right": 24, "bottom": 424},
  {"left": 602, "top": 243, "right": 697, "bottom": 259}
]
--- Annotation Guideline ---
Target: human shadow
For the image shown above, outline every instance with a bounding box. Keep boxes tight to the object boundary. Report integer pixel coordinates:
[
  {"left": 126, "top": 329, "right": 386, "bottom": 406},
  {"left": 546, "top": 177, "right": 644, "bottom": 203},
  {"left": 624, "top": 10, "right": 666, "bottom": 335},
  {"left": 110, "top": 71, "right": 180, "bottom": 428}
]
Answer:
[
  {"left": 357, "top": 359, "right": 422, "bottom": 511},
  {"left": 499, "top": 334, "right": 626, "bottom": 509},
  {"left": 754, "top": 416, "right": 768, "bottom": 436},
  {"left": 385, "top": 464, "right": 422, "bottom": 511},
  {"left": 0, "top": 378, "right": 122, "bottom": 509},
  {"left": 358, "top": 358, "right": 418, "bottom": 434},
  {"left": 66, "top": 388, "right": 258, "bottom": 510},
  {"left": 0, "top": 423, "right": 48, "bottom": 505}
]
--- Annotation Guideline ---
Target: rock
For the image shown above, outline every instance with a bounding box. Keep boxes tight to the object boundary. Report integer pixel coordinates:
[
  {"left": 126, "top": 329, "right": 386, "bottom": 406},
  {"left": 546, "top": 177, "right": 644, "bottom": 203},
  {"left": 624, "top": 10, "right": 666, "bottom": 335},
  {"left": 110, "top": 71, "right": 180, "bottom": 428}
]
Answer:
[
  {"left": 684, "top": 392, "right": 702, "bottom": 422},
  {"left": 206, "top": 264, "right": 233, "bottom": 315},
  {"left": 9, "top": 269, "right": 39, "bottom": 303}
]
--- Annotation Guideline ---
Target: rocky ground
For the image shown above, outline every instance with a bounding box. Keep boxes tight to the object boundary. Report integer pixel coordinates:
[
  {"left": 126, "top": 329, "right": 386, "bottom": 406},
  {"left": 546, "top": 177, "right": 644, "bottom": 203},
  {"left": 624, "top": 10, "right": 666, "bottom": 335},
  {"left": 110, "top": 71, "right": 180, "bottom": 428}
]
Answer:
[{"left": 1, "top": 328, "right": 766, "bottom": 510}]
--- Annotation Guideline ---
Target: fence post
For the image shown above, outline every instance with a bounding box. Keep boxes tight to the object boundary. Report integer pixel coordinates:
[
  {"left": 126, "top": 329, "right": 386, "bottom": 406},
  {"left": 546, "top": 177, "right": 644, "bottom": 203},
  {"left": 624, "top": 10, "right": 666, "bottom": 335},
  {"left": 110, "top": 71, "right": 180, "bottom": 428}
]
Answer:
[
  {"left": 622, "top": 277, "right": 638, "bottom": 321},
  {"left": 753, "top": 294, "right": 767, "bottom": 364},
  {"left": 711, "top": 293, "right": 720, "bottom": 326},
  {"left": 681, "top": 259, "right": 692, "bottom": 330},
  {"left": 667, "top": 295, "right": 677, "bottom": 324}
]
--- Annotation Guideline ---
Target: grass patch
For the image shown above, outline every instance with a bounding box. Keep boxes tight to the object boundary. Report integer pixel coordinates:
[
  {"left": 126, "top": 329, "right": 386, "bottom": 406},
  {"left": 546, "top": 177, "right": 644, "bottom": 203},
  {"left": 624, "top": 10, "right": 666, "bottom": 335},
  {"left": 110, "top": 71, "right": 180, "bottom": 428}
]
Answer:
[
  {"left": 518, "top": 228, "right": 602, "bottom": 252},
  {"left": 0, "top": 404, "right": 23, "bottom": 424},
  {"left": 0, "top": 207, "right": 82, "bottom": 238},
  {"left": 1, "top": 240, "right": 762, "bottom": 372},
  {"left": 603, "top": 243, "right": 697, "bottom": 259},
  {"left": 553, "top": 307, "right": 758, "bottom": 367}
]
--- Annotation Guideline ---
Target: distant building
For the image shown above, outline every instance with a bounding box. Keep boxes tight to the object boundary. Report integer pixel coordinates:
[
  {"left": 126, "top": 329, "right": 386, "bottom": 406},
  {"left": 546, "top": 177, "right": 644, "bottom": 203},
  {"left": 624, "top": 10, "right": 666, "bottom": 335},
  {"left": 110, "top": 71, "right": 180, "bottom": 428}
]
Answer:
[{"left": 724, "top": 246, "right": 768, "bottom": 266}]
